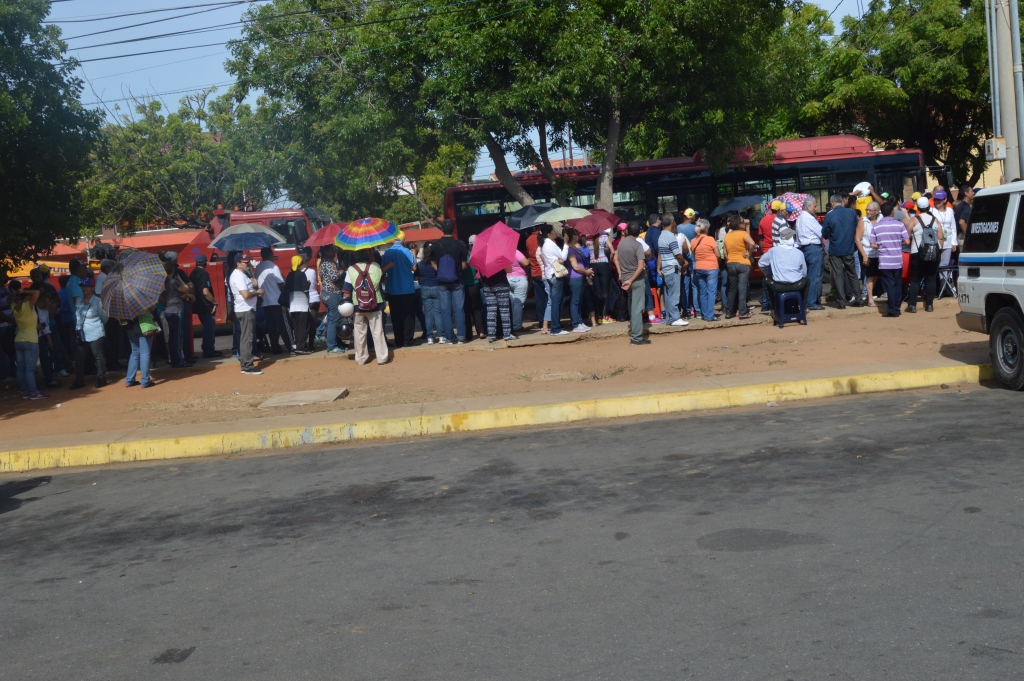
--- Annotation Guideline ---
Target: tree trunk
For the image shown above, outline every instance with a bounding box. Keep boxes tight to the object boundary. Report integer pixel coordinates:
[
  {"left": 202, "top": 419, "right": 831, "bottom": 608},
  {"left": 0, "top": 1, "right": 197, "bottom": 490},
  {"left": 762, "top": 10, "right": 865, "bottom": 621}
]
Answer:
[
  {"left": 485, "top": 132, "right": 534, "bottom": 206},
  {"left": 595, "top": 99, "right": 622, "bottom": 212},
  {"left": 535, "top": 119, "right": 568, "bottom": 206}
]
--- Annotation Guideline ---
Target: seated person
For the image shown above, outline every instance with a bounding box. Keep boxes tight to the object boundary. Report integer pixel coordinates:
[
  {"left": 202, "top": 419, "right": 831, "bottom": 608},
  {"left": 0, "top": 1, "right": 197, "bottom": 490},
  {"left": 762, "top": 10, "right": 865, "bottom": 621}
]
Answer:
[{"left": 758, "top": 226, "right": 809, "bottom": 311}]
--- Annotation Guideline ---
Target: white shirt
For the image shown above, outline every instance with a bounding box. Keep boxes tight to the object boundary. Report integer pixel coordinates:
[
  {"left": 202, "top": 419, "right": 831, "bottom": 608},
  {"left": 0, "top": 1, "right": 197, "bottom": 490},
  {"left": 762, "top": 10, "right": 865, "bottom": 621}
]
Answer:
[
  {"left": 758, "top": 240, "right": 807, "bottom": 283},
  {"left": 305, "top": 267, "right": 320, "bottom": 303},
  {"left": 931, "top": 206, "right": 957, "bottom": 248},
  {"left": 229, "top": 268, "right": 256, "bottom": 313},
  {"left": 255, "top": 261, "right": 284, "bottom": 305},
  {"left": 540, "top": 240, "right": 568, "bottom": 280},
  {"left": 676, "top": 232, "right": 690, "bottom": 256},
  {"left": 862, "top": 218, "right": 879, "bottom": 258},
  {"left": 795, "top": 211, "right": 822, "bottom": 247},
  {"left": 93, "top": 272, "right": 107, "bottom": 296}
]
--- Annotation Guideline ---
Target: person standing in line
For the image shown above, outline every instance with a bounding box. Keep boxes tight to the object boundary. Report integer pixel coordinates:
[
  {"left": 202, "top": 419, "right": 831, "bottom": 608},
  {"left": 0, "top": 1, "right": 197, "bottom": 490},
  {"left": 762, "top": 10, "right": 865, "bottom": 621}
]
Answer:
[
  {"left": 480, "top": 256, "right": 516, "bottom": 342},
  {"left": 795, "top": 197, "right": 825, "bottom": 310},
  {"left": 930, "top": 188, "right": 958, "bottom": 271},
  {"left": 256, "top": 246, "right": 292, "bottom": 355},
  {"left": 506, "top": 248, "right": 531, "bottom": 333},
  {"left": 430, "top": 219, "right": 469, "bottom": 344},
  {"left": 690, "top": 219, "right": 722, "bottom": 322},
  {"left": 162, "top": 259, "right": 191, "bottom": 368},
  {"left": 124, "top": 309, "right": 156, "bottom": 388},
  {"left": 300, "top": 246, "right": 321, "bottom": 349},
  {"left": 613, "top": 221, "right": 650, "bottom": 345},
  {"left": 462, "top": 235, "right": 486, "bottom": 340},
  {"left": 565, "top": 227, "right": 595, "bottom": 333},
  {"left": 539, "top": 227, "right": 569, "bottom": 336},
  {"left": 906, "top": 196, "right": 944, "bottom": 313},
  {"left": 318, "top": 245, "right": 346, "bottom": 354},
  {"left": 525, "top": 224, "right": 550, "bottom": 330},
  {"left": 657, "top": 213, "right": 688, "bottom": 327},
  {"left": 381, "top": 233, "right": 417, "bottom": 348},
  {"left": 679, "top": 208, "right": 699, "bottom": 316},
  {"left": 188, "top": 255, "right": 222, "bottom": 358},
  {"left": 821, "top": 193, "right": 864, "bottom": 308},
  {"left": 285, "top": 254, "right": 313, "bottom": 354},
  {"left": 0, "top": 272, "right": 16, "bottom": 383},
  {"left": 11, "top": 283, "right": 46, "bottom": 399},
  {"left": 860, "top": 202, "right": 881, "bottom": 306},
  {"left": 954, "top": 185, "right": 975, "bottom": 242},
  {"left": 757, "top": 201, "right": 781, "bottom": 312},
  {"left": 165, "top": 252, "right": 194, "bottom": 366},
  {"left": 343, "top": 248, "right": 390, "bottom": 366},
  {"left": 230, "top": 254, "right": 263, "bottom": 375},
  {"left": 416, "top": 243, "right": 445, "bottom": 344},
  {"left": 70, "top": 277, "right": 108, "bottom": 389},
  {"left": 723, "top": 214, "right": 756, "bottom": 319},
  {"left": 870, "top": 202, "right": 910, "bottom": 317},
  {"left": 590, "top": 229, "right": 613, "bottom": 323}
]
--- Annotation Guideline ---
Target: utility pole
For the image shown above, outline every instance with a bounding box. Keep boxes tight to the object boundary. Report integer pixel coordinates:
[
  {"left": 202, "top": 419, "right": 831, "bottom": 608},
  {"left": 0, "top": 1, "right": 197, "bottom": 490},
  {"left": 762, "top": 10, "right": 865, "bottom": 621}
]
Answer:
[
  {"left": 994, "top": 0, "right": 1020, "bottom": 179},
  {"left": 1009, "top": 0, "right": 1024, "bottom": 177}
]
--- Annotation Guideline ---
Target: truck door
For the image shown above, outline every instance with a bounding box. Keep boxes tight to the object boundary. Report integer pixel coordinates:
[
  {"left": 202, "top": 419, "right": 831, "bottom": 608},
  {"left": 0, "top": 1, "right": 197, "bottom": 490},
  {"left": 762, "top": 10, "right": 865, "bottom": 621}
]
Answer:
[
  {"left": 1005, "top": 193, "right": 1024, "bottom": 304},
  {"left": 958, "top": 192, "right": 1011, "bottom": 317}
]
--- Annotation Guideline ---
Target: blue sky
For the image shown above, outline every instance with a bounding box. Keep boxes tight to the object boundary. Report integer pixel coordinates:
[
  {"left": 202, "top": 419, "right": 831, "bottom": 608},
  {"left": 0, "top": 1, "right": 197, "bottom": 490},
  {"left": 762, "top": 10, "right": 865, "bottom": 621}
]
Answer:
[{"left": 53, "top": 0, "right": 865, "bottom": 179}]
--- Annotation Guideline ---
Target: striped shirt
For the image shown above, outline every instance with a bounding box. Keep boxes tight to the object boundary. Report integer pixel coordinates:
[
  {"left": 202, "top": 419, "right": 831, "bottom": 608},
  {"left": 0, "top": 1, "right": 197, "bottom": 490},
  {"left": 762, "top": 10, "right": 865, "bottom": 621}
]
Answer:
[
  {"left": 658, "top": 230, "right": 681, "bottom": 272},
  {"left": 872, "top": 217, "right": 908, "bottom": 270}
]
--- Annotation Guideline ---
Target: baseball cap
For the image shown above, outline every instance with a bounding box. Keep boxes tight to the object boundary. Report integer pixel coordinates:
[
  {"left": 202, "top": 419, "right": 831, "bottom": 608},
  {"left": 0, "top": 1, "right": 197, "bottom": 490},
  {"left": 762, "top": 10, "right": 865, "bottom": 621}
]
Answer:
[
  {"left": 164, "top": 250, "right": 178, "bottom": 261},
  {"left": 238, "top": 253, "right": 251, "bottom": 263},
  {"left": 916, "top": 197, "right": 931, "bottom": 211},
  {"left": 778, "top": 226, "right": 796, "bottom": 240},
  {"left": 468, "top": 234, "right": 476, "bottom": 245},
  {"left": 911, "top": 192, "right": 922, "bottom": 201},
  {"left": 770, "top": 200, "right": 784, "bottom": 211},
  {"left": 81, "top": 277, "right": 95, "bottom": 287},
  {"left": 616, "top": 222, "right": 628, "bottom": 231},
  {"left": 784, "top": 201, "right": 798, "bottom": 213},
  {"left": 683, "top": 208, "right": 696, "bottom": 219},
  {"left": 903, "top": 200, "right": 916, "bottom": 211},
  {"left": 934, "top": 189, "right": 948, "bottom": 201},
  {"left": 880, "top": 192, "right": 891, "bottom": 199},
  {"left": 195, "top": 254, "right": 208, "bottom": 265}
]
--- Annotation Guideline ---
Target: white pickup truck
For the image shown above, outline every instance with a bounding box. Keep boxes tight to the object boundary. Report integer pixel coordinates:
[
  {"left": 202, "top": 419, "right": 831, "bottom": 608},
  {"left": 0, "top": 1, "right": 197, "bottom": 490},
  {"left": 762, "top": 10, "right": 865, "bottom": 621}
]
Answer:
[{"left": 956, "top": 183, "right": 1024, "bottom": 389}]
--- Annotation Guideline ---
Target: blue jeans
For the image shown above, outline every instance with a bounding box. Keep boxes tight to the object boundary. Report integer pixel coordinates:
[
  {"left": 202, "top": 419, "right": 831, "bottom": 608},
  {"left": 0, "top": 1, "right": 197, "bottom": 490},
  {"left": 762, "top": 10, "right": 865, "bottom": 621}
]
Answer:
[
  {"left": 508, "top": 276, "right": 529, "bottom": 330},
  {"left": 568, "top": 277, "right": 585, "bottom": 328},
  {"left": 438, "top": 283, "right": 466, "bottom": 342},
  {"left": 662, "top": 268, "right": 681, "bottom": 323},
  {"left": 800, "top": 244, "right": 824, "bottom": 304},
  {"left": 532, "top": 277, "right": 548, "bottom": 325},
  {"left": 760, "top": 263, "right": 772, "bottom": 310},
  {"left": 421, "top": 286, "right": 443, "bottom": 340},
  {"left": 687, "top": 254, "right": 698, "bottom": 313},
  {"left": 680, "top": 267, "right": 692, "bottom": 317},
  {"left": 165, "top": 312, "right": 183, "bottom": 367},
  {"left": 15, "top": 341, "right": 39, "bottom": 394},
  {"left": 197, "top": 309, "right": 216, "bottom": 355},
  {"left": 323, "top": 291, "right": 342, "bottom": 350},
  {"left": 718, "top": 267, "right": 728, "bottom": 308},
  {"left": 695, "top": 269, "right": 719, "bottom": 321},
  {"left": 546, "top": 276, "right": 564, "bottom": 332},
  {"left": 127, "top": 333, "right": 153, "bottom": 385}
]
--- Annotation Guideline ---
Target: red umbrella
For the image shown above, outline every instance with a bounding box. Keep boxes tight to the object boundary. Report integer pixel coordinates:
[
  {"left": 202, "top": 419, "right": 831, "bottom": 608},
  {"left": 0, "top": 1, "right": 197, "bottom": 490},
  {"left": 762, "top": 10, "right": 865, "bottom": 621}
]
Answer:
[
  {"left": 468, "top": 221, "right": 519, "bottom": 278},
  {"left": 303, "top": 222, "right": 346, "bottom": 249},
  {"left": 566, "top": 209, "right": 618, "bottom": 237}
]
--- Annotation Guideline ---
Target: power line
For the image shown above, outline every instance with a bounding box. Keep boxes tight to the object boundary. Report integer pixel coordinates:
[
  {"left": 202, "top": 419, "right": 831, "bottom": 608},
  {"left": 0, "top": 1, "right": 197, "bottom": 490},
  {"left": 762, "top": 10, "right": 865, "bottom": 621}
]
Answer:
[
  {"left": 88, "top": 50, "right": 227, "bottom": 81},
  {"left": 47, "top": 1, "right": 256, "bottom": 23},
  {"left": 63, "top": 4, "right": 249, "bottom": 40}
]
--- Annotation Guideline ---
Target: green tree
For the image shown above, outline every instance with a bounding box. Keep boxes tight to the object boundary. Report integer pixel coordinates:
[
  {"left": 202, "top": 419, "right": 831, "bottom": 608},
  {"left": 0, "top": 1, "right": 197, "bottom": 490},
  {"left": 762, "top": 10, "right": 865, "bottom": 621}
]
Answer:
[
  {"left": 81, "top": 90, "right": 283, "bottom": 232},
  {"left": 801, "top": 0, "right": 991, "bottom": 184},
  {"left": 1, "top": 0, "right": 99, "bottom": 267}
]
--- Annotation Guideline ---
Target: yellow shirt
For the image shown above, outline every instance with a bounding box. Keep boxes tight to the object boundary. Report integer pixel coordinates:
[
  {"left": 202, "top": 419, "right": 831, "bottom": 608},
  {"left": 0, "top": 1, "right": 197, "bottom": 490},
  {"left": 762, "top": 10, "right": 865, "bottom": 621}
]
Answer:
[
  {"left": 13, "top": 302, "right": 38, "bottom": 344},
  {"left": 724, "top": 230, "right": 751, "bottom": 265},
  {"left": 855, "top": 195, "right": 871, "bottom": 218}
]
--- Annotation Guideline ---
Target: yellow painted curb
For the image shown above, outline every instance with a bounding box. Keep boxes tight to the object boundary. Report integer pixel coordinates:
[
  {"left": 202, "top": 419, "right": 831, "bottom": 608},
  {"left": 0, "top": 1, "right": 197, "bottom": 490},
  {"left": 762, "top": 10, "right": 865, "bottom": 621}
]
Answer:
[{"left": 0, "top": 363, "right": 994, "bottom": 474}]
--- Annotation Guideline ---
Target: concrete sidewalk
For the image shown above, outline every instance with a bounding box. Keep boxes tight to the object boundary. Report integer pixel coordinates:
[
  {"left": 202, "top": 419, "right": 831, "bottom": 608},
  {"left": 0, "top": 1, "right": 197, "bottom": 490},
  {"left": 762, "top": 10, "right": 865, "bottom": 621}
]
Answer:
[{"left": 0, "top": 355, "right": 993, "bottom": 474}]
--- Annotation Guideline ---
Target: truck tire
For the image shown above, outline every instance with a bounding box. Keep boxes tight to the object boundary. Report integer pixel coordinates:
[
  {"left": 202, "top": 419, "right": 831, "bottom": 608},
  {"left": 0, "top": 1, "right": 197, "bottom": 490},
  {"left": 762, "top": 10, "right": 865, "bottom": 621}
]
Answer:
[{"left": 989, "top": 307, "right": 1024, "bottom": 390}]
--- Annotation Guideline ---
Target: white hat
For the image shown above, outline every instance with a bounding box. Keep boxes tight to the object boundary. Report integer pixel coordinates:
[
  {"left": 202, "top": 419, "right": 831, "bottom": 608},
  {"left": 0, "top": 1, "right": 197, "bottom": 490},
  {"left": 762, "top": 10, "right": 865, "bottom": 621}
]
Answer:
[{"left": 916, "top": 197, "right": 931, "bottom": 211}]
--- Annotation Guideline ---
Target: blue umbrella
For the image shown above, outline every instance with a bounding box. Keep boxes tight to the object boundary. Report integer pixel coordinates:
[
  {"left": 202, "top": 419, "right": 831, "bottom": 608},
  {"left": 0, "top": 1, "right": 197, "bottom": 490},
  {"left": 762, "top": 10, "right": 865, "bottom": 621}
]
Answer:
[
  {"left": 710, "top": 195, "right": 765, "bottom": 217},
  {"left": 210, "top": 231, "right": 283, "bottom": 252}
]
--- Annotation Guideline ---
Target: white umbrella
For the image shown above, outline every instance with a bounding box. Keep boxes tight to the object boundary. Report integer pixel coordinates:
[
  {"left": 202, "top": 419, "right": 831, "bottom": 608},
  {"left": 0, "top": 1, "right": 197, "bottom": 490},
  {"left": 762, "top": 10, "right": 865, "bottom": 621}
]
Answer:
[{"left": 534, "top": 207, "right": 592, "bottom": 224}]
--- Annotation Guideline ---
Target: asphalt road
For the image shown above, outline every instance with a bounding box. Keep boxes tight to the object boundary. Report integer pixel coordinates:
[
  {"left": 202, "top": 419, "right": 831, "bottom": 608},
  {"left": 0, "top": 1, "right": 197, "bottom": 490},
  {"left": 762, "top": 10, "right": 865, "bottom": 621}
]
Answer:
[{"left": 1, "top": 387, "right": 1022, "bottom": 680}]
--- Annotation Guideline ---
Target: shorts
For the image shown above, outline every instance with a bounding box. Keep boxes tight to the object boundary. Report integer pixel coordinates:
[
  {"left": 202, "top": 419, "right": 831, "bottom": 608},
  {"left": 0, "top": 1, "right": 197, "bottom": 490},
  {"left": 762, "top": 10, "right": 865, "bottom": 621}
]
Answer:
[{"left": 865, "top": 257, "right": 880, "bottom": 277}]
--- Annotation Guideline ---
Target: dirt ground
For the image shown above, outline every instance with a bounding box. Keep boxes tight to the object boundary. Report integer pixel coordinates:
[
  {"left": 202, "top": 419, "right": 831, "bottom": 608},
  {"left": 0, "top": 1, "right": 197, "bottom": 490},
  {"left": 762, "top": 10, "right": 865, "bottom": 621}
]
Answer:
[{"left": 0, "top": 298, "right": 988, "bottom": 442}]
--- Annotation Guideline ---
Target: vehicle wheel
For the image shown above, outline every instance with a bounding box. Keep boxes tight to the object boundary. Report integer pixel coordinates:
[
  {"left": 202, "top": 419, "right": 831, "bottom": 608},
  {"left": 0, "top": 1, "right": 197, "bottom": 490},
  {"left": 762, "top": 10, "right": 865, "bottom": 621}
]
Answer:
[{"left": 989, "top": 307, "right": 1024, "bottom": 390}]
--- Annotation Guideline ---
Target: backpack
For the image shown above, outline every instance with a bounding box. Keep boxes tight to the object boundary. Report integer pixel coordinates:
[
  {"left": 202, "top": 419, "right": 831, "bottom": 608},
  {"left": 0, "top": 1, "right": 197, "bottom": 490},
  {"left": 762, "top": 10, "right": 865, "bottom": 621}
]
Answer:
[
  {"left": 352, "top": 264, "right": 379, "bottom": 311},
  {"left": 916, "top": 216, "right": 940, "bottom": 262},
  {"left": 436, "top": 241, "right": 459, "bottom": 283}
]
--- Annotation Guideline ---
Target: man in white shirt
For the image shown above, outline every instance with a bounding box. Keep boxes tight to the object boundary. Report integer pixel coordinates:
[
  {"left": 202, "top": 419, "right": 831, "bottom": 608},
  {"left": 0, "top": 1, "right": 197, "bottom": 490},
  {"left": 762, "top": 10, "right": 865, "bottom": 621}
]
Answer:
[
  {"left": 930, "top": 188, "right": 957, "bottom": 267},
  {"left": 255, "top": 246, "right": 293, "bottom": 354},
  {"left": 759, "top": 226, "right": 809, "bottom": 314},
  {"left": 794, "top": 197, "right": 825, "bottom": 309},
  {"left": 230, "top": 254, "right": 263, "bottom": 375}
]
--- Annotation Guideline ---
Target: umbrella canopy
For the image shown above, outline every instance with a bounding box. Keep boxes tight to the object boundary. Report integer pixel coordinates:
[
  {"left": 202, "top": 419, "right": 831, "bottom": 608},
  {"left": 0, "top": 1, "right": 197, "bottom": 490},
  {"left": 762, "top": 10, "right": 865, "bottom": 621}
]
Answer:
[
  {"left": 100, "top": 251, "right": 166, "bottom": 320},
  {"left": 534, "top": 206, "right": 591, "bottom": 224},
  {"left": 566, "top": 208, "right": 618, "bottom": 237},
  {"left": 506, "top": 202, "right": 558, "bottom": 231},
  {"left": 468, "top": 221, "right": 520, "bottom": 278},
  {"left": 334, "top": 217, "right": 399, "bottom": 251},
  {"left": 210, "top": 231, "right": 283, "bottom": 252},
  {"left": 304, "top": 222, "right": 346, "bottom": 249},
  {"left": 215, "top": 222, "right": 285, "bottom": 239},
  {"left": 710, "top": 195, "right": 765, "bottom": 217},
  {"left": 774, "top": 192, "right": 812, "bottom": 220}
]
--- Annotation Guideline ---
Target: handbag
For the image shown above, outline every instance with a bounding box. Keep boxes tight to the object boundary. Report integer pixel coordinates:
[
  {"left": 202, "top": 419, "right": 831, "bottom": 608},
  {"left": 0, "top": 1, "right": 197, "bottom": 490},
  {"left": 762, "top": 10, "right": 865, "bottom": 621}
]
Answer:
[
  {"left": 138, "top": 312, "right": 160, "bottom": 337},
  {"left": 552, "top": 261, "right": 569, "bottom": 278}
]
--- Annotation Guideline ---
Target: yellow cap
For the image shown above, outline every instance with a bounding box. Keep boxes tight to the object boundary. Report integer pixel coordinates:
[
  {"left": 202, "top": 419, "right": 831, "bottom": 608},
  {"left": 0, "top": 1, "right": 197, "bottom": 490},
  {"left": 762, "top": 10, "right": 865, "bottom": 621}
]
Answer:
[
  {"left": 395, "top": 230, "right": 405, "bottom": 242},
  {"left": 683, "top": 208, "right": 696, "bottom": 218},
  {"left": 291, "top": 255, "right": 302, "bottom": 270},
  {"left": 770, "top": 200, "right": 784, "bottom": 211},
  {"left": 911, "top": 192, "right": 921, "bottom": 200}
]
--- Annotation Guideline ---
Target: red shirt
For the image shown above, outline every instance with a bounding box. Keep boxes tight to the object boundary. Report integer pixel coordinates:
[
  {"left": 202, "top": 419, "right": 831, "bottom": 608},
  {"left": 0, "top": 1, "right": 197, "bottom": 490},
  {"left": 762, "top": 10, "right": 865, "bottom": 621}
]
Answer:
[
  {"left": 758, "top": 212, "right": 775, "bottom": 252},
  {"left": 525, "top": 233, "right": 543, "bottom": 278}
]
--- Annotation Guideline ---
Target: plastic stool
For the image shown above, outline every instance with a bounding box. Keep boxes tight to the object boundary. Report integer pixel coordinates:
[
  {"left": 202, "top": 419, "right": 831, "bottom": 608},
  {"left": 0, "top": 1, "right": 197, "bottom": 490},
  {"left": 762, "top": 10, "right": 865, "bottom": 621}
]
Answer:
[
  {"left": 937, "top": 266, "right": 958, "bottom": 299},
  {"left": 775, "top": 290, "right": 807, "bottom": 328}
]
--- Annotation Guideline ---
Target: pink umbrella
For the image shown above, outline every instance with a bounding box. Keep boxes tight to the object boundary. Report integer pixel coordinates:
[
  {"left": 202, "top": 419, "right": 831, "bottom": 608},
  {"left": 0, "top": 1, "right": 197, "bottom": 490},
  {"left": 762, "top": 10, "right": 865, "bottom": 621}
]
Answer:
[
  {"left": 469, "top": 221, "right": 520, "bottom": 278},
  {"left": 566, "top": 209, "right": 618, "bottom": 237}
]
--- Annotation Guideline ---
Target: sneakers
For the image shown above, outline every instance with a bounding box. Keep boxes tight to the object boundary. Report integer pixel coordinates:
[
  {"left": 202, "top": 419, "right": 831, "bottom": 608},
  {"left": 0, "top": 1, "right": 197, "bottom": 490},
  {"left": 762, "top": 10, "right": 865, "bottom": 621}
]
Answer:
[
  {"left": 573, "top": 324, "right": 590, "bottom": 333},
  {"left": 27, "top": 391, "right": 49, "bottom": 400},
  {"left": 670, "top": 319, "right": 689, "bottom": 327},
  {"left": 426, "top": 338, "right": 434, "bottom": 345},
  {"left": 648, "top": 316, "right": 663, "bottom": 324},
  {"left": 487, "top": 336, "right": 497, "bottom": 342},
  {"left": 438, "top": 337, "right": 449, "bottom": 344},
  {"left": 552, "top": 329, "right": 570, "bottom": 336},
  {"left": 241, "top": 367, "right": 263, "bottom": 375},
  {"left": 503, "top": 334, "right": 518, "bottom": 341},
  {"left": 630, "top": 338, "right": 652, "bottom": 346},
  {"left": 327, "top": 347, "right": 345, "bottom": 354},
  {"left": 58, "top": 369, "right": 70, "bottom": 377}
]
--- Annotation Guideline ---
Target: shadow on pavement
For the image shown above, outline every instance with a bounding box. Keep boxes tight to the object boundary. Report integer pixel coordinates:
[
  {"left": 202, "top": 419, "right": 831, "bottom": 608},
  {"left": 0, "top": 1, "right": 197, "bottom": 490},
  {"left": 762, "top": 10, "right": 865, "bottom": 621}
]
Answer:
[{"left": 0, "top": 476, "right": 51, "bottom": 515}]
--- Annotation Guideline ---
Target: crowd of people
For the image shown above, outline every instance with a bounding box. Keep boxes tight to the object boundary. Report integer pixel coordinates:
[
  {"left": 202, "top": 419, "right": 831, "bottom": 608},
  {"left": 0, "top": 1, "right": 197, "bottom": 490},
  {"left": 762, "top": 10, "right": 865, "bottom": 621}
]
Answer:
[{"left": 0, "top": 183, "right": 974, "bottom": 396}]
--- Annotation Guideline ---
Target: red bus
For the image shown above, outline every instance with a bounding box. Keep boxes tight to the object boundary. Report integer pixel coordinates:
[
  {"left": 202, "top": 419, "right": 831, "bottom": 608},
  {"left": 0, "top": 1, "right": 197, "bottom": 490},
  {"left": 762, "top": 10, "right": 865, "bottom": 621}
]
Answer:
[{"left": 444, "top": 135, "right": 935, "bottom": 240}]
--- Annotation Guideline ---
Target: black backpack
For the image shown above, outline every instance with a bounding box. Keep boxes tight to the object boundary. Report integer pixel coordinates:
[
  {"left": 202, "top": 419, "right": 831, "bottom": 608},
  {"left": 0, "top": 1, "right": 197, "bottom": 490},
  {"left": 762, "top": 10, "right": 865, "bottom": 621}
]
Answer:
[{"left": 915, "top": 216, "right": 940, "bottom": 262}]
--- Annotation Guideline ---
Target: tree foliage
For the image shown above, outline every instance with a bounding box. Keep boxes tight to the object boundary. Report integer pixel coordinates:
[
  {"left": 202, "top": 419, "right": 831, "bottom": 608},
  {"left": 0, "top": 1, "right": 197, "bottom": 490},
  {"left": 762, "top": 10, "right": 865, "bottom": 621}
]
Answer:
[{"left": 1, "top": 0, "right": 99, "bottom": 266}]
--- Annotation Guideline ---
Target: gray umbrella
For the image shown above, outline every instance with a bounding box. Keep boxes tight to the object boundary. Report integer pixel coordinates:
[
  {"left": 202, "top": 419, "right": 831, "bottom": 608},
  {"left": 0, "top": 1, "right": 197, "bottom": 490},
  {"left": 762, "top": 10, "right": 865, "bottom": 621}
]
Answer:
[
  {"left": 506, "top": 202, "right": 559, "bottom": 231},
  {"left": 710, "top": 195, "right": 765, "bottom": 217}
]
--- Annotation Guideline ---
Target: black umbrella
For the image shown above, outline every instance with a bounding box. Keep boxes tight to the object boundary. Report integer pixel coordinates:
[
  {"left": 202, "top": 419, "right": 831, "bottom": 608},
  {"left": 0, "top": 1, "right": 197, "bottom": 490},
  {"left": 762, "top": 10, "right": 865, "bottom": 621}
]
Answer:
[
  {"left": 710, "top": 195, "right": 765, "bottom": 217},
  {"left": 506, "top": 202, "right": 559, "bottom": 231}
]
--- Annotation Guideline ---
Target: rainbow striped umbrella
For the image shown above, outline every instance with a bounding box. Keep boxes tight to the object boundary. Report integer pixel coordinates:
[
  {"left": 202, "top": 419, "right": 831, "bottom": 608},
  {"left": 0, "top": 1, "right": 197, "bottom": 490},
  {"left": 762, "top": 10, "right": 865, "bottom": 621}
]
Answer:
[{"left": 334, "top": 217, "right": 399, "bottom": 251}]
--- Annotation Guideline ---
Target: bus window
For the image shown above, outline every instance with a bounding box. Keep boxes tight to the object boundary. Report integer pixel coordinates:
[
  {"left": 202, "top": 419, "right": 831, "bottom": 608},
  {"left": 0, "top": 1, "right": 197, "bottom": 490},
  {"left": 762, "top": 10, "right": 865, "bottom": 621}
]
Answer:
[
  {"left": 775, "top": 177, "right": 798, "bottom": 192},
  {"left": 503, "top": 201, "right": 522, "bottom": 213},
  {"left": 571, "top": 194, "right": 596, "bottom": 207},
  {"left": 682, "top": 191, "right": 709, "bottom": 215},
  {"left": 962, "top": 193, "right": 1010, "bottom": 253},
  {"left": 801, "top": 173, "right": 833, "bottom": 189},
  {"left": 717, "top": 182, "right": 735, "bottom": 199},
  {"left": 738, "top": 179, "right": 772, "bottom": 193},
  {"left": 458, "top": 201, "right": 501, "bottom": 215},
  {"left": 657, "top": 195, "right": 678, "bottom": 212},
  {"left": 268, "top": 219, "right": 292, "bottom": 244}
]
